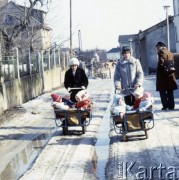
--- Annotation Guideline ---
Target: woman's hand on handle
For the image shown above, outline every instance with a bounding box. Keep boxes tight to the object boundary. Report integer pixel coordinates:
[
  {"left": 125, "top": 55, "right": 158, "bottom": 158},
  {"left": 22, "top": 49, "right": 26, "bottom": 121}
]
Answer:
[{"left": 134, "top": 84, "right": 140, "bottom": 89}]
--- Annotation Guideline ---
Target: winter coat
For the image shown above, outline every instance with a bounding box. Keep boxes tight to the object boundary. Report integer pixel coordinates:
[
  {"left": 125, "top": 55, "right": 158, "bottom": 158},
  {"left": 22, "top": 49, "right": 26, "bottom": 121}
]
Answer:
[
  {"left": 133, "top": 98, "right": 142, "bottom": 110},
  {"left": 64, "top": 67, "right": 88, "bottom": 102},
  {"left": 139, "top": 99, "right": 153, "bottom": 111},
  {"left": 51, "top": 102, "right": 70, "bottom": 110},
  {"left": 76, "top": 98, "right": 91, "bottom": 110},
  {"left": 75, "top": 90, "right": 91, "bottom": 110},
  {"left": 156, "top": 48, "right": 177, "bottom": 91},
  {"left": 114, "top": 56, "right": 144, "bottom": 95}
]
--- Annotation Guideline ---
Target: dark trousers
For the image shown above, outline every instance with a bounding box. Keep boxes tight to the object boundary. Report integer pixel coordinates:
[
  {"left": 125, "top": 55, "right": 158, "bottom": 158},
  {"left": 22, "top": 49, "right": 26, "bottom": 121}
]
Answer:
[
  {"left": 159, "top": 90, "right": 175, "bottom": 109},
  {"left": 124, "top": 94, "right": 135, "bottom": 106},
  {"left": 70, "top": 89, "right": 81, "bottom": 102}
]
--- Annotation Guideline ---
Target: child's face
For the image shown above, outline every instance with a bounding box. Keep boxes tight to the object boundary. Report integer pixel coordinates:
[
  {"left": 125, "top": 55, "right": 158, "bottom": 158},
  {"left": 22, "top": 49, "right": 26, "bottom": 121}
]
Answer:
[
  {"left": 141, "top": 95, "right": 147, "bottom": 100},
  {"left": 117, "top": 98, "right": 123, "bottom": 105}
]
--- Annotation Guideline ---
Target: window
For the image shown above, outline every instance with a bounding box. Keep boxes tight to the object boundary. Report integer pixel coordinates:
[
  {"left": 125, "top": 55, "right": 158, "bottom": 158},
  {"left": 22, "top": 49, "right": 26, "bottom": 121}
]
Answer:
[{"left": 5, "top": 15, "right": 13, "bottom": 25}]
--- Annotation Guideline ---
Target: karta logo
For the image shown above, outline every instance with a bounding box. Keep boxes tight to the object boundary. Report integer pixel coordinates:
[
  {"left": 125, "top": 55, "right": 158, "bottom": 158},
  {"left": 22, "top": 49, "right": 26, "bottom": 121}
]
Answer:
[{"left": 118, "top": 162, "right": 178, "bottom": 180}]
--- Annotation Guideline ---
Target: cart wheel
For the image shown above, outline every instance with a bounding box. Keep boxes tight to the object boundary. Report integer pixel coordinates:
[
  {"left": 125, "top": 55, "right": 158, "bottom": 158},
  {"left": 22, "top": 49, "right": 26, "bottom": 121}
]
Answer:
[
  {"left": 121, "top": 126, "right": 127, "bottom": 142},
  {"left": 122, "top": 134, "right": 127, "bottom": 142},
  {"left": 63, "top": 127, "right": 68, "bottom": 135},
  {"left": 144, "top": 122, "right": 148, "bottom": 139},
  {"left": 82, "top": 126, "right": 86, "bottom": 134}
]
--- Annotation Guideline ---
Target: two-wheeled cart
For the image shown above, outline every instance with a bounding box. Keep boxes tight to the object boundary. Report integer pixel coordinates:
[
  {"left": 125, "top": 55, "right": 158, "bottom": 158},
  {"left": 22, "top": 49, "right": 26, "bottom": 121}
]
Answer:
[
  {"left": 111, "top": 87, "right": 154, "bottom": 141},
  {"left": 54, "top": 108, "right": 92, "bottom": 135},
  {"left": 52, "top": 87, "right": 93, "bottom": 135},
  {"left": 111, "top": 109, "right": 154, "bottom": 141}
]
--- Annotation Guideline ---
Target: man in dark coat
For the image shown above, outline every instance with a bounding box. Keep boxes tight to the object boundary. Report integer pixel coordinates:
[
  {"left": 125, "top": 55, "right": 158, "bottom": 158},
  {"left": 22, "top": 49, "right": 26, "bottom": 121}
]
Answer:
[
  {"left": 64, "top": 57, "right": 88, "bottom": 102},
  {"left": 156, "top": 42, "right": 178, "bottom": 110}
]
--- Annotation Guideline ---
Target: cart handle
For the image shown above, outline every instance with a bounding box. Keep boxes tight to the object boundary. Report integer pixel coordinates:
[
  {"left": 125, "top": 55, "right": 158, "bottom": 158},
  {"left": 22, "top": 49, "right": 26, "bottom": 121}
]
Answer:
[
  {"left": 115, "top": 86, "right": 138, "bottom": 94},
  {"left": 68, "top": 87, "right": 83, "bottom": 91}
]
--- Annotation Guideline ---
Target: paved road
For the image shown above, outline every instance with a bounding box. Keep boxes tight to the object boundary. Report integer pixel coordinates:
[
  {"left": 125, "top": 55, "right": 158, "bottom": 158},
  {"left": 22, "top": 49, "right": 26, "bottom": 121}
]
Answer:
[{"left": 106, "top": 76, "right": 179, "bottom": 180}]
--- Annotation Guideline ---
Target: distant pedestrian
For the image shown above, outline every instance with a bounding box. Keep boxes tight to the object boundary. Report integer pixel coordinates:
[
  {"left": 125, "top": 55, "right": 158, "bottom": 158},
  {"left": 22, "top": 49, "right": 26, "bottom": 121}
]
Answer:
[
  {"left": 64, "top": 57, "right": 88, "bottom": 102},
  {"left": 114, "top": 46, "right": 144, "bottom": 106},
  {"left": 156, "top": 42, "right": 178, "bottom": 110}
]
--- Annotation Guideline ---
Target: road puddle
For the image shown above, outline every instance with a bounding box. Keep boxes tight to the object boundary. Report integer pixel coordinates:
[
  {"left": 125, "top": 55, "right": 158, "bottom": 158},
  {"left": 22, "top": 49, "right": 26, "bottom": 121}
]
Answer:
[
  {"left": 0, "top": 131, "right": 55, "bottom": 180},
  {"left": 91, "top": 148, "right": 98, "bottom": 173}
]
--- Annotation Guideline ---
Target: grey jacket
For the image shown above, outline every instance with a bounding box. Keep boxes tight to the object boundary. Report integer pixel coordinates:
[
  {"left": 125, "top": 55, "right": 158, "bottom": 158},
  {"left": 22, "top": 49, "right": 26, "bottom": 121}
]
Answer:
[{"left": 114, "top": 56, "right": 144, "bottom": 95}]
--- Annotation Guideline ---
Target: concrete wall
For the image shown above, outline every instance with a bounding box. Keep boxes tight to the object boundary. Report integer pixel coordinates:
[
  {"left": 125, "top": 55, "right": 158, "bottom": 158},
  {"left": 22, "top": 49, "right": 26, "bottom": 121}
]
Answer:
[
  {"left": 0, "top": 68, "right": 66, "bottom": 115},
  {"left": 43, "top": 67, "right": 61, "bottom": 92},
  {"left": 20, "top": 74, "right": 43, "bottom": 103},
  {"left": 0, "top": 47, "right": 71, "bottom": 115}
]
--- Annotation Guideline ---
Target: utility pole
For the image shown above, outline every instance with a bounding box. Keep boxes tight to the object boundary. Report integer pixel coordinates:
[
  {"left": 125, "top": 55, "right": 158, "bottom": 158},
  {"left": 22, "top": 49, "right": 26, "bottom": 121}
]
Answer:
[
  {"left": 163, "top": 5, "right": 170, "bottom": 51},
  {"left": 78, "top": 30, "right": 81, "bottom": 57},
  {"left": 70, "top": 0, "right": 72, "bottom": 57}
]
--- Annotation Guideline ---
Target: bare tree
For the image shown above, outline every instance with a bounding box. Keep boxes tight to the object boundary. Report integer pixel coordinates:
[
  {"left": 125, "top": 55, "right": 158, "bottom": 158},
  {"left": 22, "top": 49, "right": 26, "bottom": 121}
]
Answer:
[{"left": 0, "top": 0, "right": 51, "bottom": 54}]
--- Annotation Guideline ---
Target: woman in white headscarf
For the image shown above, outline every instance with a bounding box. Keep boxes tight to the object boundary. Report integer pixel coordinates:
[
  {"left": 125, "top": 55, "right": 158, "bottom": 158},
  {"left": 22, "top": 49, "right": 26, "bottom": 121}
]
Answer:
[{"left": 64, "top": 57, "right": 88, "bottom": 102}]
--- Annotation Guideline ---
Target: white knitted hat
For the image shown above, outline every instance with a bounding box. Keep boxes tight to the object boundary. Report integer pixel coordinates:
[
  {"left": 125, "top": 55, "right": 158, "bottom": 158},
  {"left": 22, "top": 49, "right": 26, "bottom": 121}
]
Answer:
[{"left": 69, "top": 57, "right": 79, "bottom": 66}]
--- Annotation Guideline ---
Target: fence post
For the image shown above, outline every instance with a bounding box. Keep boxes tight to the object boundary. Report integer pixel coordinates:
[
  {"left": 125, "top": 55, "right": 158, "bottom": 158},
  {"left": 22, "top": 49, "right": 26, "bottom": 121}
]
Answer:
[
  {"left": 0, "top": 35, "right": 4, "bottom": 83},
  {"left": 26, "top": 49, "right": 32, "bottom": 75},
  {"left": 65, "top": 52, "right": 70, "bottom": 70},
  {"left": 39, "top": 50, "right": 45, "bottom": 90},
  {"left": 48, "top": 50, "right": 51, "bottom": 70},
  {"left": 14, "top": 47, "right": 20, "bottom": 79},
  {"left": 0, "top": 59, "right": 4, "bottom": 84},
  {"left": 61, "top": 52, "right": 65, "bottom": 70},
  {"left": 58, "top": 48, "right": 61, "bottom": 67},
  {"left": 64, "top": 52, "right": 67, "bottom": 70},
  {"left": 52, "top": 49, "right": 56, "bottom": 68},
  {"left": 29, "top": 49, "right": 32, "bottom": 75}
]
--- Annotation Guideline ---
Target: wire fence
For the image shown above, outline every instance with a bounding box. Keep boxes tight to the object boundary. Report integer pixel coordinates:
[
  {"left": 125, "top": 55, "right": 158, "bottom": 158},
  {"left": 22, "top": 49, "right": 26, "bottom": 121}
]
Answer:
[
  {"left": 0, "top": 48, "right": 70, "bottom": 82},
  {"left": 1, "top": 55, "right": 16, "bottom": 81}
]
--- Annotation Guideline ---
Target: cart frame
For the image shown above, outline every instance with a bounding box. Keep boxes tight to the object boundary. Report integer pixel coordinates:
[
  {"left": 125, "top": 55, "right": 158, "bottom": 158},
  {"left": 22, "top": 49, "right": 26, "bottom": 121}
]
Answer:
[
  {"left": 54, "top": 108, "right": 92, "bottom": 135},
  {"left": 111, "top": 110, "right": 154, "bottom": 141}
]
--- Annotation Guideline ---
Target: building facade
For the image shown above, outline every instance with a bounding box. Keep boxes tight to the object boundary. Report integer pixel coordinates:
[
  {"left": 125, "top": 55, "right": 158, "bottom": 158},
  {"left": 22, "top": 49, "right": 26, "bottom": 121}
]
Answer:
[
  {"left": 106, "top": 47, "right": 121, "bottom": 61},
  {"left": 0, "top": 1, "right": 51, "bottom": 51},
  {"left": 173, "top": 0, "right": 179, "bottom": 52},
  {"left": 118, "top": 16, "right": 176, "bottom": 75}
]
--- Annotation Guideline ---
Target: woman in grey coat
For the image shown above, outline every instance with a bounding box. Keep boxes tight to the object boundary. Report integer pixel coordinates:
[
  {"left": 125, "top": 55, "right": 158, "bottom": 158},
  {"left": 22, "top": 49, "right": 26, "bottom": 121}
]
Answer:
[{"left": 114, "top": 46, "right": 144, "bottom": 106}]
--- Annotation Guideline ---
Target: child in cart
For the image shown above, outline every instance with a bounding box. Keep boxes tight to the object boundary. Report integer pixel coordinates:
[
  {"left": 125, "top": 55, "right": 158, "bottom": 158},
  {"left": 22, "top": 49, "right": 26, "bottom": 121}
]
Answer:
[
  {"left": 51, "top": 93, "right": 76, "bottom": 110},
  {"left": 111, "top": 87, "right": 154, "bottom": 118},
  {"left": 51, "top": 90, "right": 92, "bottom": 127},
  {"left": 111, "top": 87, "right": 155, "bottom": 139},
  {"left": 130, "top": 87, "right": 144, "bottom": 110},
  {"left": 111, "top": 94, "right": 127, "bottom": 119},
  {"left": 125, "top": 87, "right": 154, "bottom": 112},
  {"left": 138, "top": 92, "right": 154, "bottom": 111}
]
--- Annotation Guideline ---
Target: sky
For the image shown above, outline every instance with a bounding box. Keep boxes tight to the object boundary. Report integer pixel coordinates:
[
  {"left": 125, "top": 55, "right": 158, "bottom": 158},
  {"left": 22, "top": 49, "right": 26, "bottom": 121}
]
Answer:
[{"left": 16, "top": 0, "right": 174, "bottom": 51}]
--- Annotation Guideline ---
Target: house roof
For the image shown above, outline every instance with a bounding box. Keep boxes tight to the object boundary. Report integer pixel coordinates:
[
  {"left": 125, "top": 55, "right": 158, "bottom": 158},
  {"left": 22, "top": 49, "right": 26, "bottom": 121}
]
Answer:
[
  {"left": 118, "top": 34, "right": 138, "bottom": 43},
  {"left": 138, "top": 16, "right": 174, "bottom": 40},
  {"left": 107, "top": 47, "right": 121, "bottom": 53}
]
